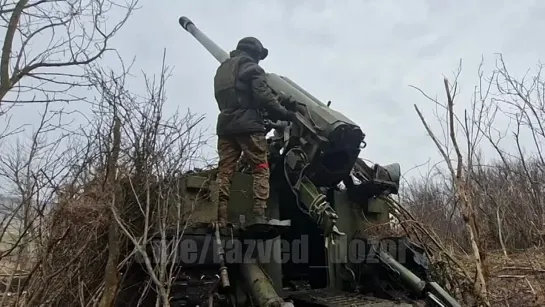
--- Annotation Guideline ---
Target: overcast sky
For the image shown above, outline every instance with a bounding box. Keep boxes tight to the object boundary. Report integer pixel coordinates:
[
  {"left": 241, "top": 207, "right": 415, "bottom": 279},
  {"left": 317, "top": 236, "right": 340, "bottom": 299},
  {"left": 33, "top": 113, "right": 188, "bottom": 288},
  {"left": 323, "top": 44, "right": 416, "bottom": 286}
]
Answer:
[{"left": 4, "top": 0, "right": 545, "bottom": 184}]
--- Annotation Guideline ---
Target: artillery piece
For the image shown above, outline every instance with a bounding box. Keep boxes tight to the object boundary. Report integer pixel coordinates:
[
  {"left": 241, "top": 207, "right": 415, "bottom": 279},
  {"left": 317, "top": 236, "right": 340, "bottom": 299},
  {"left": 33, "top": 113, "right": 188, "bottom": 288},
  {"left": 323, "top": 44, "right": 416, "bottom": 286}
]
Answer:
[{"left": 115, "top": 16, "right": 462, "bottom": 307}]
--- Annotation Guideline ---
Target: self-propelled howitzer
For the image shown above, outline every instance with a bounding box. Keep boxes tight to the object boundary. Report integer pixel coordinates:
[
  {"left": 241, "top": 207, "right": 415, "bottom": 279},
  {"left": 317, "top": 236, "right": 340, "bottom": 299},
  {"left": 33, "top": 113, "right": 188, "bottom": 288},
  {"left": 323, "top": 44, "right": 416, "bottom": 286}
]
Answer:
[{"left": 136, "top": 16, "right": 465, "bottom": 307}]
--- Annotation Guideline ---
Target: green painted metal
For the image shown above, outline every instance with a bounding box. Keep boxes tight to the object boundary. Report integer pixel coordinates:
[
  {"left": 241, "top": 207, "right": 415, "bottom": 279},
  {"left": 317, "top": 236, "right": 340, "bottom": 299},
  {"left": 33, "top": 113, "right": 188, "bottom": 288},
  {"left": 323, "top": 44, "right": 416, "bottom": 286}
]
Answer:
[{"left": 239, "top": 263, "right": 285, "bottom": 307}]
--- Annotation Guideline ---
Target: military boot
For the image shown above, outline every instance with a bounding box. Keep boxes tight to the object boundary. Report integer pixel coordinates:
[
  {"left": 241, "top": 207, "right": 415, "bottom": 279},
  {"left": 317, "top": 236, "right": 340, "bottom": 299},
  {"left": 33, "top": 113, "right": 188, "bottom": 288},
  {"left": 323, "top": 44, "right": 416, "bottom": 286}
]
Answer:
[
  {"left": 239, "top": 204, "right": 291, "bottom": 240},
  {"left": 250, "top": 206, "right": 268, "bottom": 224}
]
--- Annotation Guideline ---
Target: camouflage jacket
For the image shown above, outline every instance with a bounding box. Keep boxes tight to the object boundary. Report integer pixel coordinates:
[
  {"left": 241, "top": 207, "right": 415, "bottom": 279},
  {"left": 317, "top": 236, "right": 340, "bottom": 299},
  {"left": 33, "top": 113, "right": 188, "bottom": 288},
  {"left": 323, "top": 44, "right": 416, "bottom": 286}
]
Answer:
[{"left": 213, "top": 49, "right": 292, "bottom": 136}]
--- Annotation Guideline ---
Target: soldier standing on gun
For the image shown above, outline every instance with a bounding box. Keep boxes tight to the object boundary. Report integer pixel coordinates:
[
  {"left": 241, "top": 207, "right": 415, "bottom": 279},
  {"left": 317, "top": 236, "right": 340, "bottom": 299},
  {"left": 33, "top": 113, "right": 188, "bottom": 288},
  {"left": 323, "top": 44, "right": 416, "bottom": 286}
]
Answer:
[{"left": 213, "top": 37, "right": 296, "bottom": 227}]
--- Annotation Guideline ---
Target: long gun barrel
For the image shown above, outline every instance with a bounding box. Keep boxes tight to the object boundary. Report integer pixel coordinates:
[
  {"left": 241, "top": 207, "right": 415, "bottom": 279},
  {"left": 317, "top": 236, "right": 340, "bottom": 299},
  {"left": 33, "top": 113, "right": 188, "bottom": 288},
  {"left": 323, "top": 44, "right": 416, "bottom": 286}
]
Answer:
[
  {"left": 178, "top": 17, "right": 229, "bottom": 63},
  {"left": 239, "top": 263, "right": 293, "bottom": 307}
]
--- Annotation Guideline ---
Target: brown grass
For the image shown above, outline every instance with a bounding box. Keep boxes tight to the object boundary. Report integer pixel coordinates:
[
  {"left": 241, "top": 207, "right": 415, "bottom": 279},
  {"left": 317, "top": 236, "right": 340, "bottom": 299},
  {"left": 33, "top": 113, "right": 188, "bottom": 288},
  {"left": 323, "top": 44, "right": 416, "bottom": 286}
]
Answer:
[{"left": 458, "top": 249, "right": 545, "bottom": 306}]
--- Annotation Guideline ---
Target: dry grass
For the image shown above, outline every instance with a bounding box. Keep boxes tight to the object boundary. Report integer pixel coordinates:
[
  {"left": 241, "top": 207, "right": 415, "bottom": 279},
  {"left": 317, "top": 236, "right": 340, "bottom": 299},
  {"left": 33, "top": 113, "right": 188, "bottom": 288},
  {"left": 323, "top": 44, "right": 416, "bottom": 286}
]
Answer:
[
  {"left": 458, "top": 249, "right": 545, "bottom": 306},
  {"left": 0, "top": 192, "right": 114, "bottom": 306}
]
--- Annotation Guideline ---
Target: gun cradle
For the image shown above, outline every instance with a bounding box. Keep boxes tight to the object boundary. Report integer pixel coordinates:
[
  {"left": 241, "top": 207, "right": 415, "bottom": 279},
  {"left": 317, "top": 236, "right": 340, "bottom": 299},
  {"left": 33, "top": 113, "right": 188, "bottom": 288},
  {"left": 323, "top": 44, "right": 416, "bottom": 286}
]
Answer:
[{"left": 266, "top": 72, "right": 365, "bottom": 188}]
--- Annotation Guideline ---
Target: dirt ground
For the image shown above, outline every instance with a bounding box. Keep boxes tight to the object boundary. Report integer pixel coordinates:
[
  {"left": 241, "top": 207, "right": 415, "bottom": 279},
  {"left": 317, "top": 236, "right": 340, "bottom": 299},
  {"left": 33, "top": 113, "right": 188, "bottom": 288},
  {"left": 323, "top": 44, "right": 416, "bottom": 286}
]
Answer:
[{"left": 460, "top": 248, "right": 545, "bottom": 306}]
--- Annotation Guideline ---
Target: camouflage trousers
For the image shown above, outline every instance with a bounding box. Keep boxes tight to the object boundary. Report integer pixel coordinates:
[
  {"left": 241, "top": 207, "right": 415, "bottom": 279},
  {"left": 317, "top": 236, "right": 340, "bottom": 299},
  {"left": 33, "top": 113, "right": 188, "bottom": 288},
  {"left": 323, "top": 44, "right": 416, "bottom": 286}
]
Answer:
[{"left": 216, "top": 133, "right": 269, "bottom": 221}]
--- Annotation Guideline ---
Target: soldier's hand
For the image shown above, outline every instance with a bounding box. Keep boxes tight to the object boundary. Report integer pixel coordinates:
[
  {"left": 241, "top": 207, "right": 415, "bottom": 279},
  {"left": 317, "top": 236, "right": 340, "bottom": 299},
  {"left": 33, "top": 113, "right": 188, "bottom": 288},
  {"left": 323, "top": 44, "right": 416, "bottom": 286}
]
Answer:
[
  {"left": 265, "top": 119, "right": 289, "bottom": 130},
  {"left": 263, "top": 119, "right": 274, "bottom": 129},
  {"left": 279, "top": 94, "right": 297, "bottom": 111}
]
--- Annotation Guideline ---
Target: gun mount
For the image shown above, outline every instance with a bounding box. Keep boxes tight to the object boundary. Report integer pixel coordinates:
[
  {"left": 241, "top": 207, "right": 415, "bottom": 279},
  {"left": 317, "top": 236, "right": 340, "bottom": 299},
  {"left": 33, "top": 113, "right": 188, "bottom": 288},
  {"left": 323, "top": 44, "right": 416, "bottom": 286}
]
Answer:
[{"left": 112, "top": 16, "right": 461, "bottom": 307}]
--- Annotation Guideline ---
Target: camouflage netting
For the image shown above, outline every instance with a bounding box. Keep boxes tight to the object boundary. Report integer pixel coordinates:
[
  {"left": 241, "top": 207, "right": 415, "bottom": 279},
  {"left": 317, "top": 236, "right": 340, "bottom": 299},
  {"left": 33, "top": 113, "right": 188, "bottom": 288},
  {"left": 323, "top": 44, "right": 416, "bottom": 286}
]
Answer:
[
  {"left": 25, "top": 185, "right": 114, "bottom": 306},
  {"left": 23, "top": 168, "right": 215, "bottom": 306},
  {"left": 24, "top": 178, "right": 150, "bottom": 306}
]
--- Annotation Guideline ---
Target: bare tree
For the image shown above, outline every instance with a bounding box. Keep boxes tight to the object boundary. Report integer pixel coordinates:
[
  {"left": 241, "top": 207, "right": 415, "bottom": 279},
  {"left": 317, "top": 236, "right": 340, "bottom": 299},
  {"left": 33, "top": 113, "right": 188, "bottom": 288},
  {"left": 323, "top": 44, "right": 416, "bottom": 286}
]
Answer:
[
  {"left": 404, "top": 55, "right": 545, "bottom": 252},
  {"left": 0, "top": 99, "right": 94, "bottom": 305},
  {"left": 10, "top": 49, "right": 209, "bottom": 306},
  {"left": 403, "top": 54, "right": 545, "bottom": 306},
  {"left": 85, "top": 49, "right": 210, "bottom": 306},
  {"left": 0, "top": 45, "right": 211, "bottom": 306},
  {"left": 410, "top": 61, "right": 490, "bottom": 306},
  {"left": 0, "top": 0, "right": 139, "bottom": 112},
  {"left": 0, "top": 2, "right": 217, "bottom": 305}
]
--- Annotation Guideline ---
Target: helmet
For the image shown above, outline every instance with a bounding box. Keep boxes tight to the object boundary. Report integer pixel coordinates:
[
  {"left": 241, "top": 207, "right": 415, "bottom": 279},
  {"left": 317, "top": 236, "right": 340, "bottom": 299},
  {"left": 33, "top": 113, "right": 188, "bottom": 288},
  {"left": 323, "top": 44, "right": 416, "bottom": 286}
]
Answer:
[{"left": 236, "top": 37, "right": 268, "bottom": 60}]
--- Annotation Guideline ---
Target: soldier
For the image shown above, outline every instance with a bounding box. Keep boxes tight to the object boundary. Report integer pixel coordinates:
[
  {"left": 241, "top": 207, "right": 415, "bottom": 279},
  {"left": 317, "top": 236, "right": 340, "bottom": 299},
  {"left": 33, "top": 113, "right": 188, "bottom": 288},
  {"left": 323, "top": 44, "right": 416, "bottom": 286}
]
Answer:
[{"left": 213, "top": 37, "right": 296, "bottom": 227}]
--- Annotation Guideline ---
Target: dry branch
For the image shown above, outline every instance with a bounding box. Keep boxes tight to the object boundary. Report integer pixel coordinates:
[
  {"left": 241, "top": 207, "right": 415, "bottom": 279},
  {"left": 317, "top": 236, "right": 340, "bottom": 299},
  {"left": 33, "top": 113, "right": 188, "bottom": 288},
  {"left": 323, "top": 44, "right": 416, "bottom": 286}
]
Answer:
[
  {"left": 411, "top": 65, "right": 491, "bottom": 306},
  {"left": 0, "top": 0, "right": 139, "bottom": 111}
]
